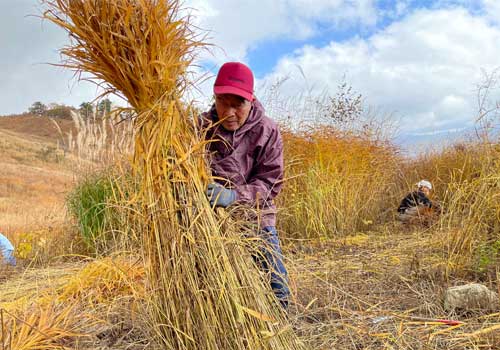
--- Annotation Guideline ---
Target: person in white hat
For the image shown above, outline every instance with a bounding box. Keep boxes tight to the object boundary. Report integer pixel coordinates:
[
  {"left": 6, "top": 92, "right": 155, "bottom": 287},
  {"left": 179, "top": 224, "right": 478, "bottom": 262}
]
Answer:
[{"left": 397, "top": 180, "right": 438, "bottom": 222}]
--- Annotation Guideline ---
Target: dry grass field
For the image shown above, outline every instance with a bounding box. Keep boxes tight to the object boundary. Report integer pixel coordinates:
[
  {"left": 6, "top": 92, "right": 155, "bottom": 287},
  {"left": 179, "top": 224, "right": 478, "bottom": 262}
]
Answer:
[{"left": 0, "top": 113, "right": 498, "bottom": 349}]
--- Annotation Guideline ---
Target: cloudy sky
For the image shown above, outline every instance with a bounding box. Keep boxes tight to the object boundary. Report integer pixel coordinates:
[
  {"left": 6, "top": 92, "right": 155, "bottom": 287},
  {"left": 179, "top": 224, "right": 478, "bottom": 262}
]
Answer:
[{"left": 2, "top": 0, "right": 500, "bottom": 141}]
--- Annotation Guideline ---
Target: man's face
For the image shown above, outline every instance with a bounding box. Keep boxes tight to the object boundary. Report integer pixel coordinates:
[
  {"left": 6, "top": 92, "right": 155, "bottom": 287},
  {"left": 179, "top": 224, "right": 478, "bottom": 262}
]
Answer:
[
  {"left": 420, "top": 187, "right": 431, "bottom": 196},
  {"left": 214, "top": 94, "right": 252, "bottom": 131}
]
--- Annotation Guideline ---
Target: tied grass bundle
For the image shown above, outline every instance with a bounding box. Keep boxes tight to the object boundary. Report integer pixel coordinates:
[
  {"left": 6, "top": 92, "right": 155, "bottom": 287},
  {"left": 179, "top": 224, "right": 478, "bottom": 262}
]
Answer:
[{"left": 43, "top": 1, "right": 303, "bottom": 349}]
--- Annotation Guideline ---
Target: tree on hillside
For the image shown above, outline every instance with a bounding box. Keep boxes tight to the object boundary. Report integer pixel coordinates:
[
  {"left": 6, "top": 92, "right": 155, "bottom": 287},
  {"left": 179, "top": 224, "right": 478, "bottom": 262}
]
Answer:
[
  {"left": 97, "top": 98, "right": 112, "bottom": 117},
  {"left": 46, "top": 103, "right": 74, "bottom": 119},
  {"left": 79, "top": 102, "right": 94, "bottom": 118},
  {"left": 29, "top": 101, "right": 47, "bottom": 116}
]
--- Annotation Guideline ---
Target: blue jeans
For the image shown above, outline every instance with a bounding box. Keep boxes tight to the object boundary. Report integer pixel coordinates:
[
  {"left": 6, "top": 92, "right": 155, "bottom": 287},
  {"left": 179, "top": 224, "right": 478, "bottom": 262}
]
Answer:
[{"left": 253, "top": 226, "right": 290, "bottom": 308}]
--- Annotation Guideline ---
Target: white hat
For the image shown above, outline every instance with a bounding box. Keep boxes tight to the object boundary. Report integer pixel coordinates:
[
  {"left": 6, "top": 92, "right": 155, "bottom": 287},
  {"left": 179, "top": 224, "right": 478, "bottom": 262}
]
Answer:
[{"left": 417, "top": 180, "right": 432, "bottom": 190}]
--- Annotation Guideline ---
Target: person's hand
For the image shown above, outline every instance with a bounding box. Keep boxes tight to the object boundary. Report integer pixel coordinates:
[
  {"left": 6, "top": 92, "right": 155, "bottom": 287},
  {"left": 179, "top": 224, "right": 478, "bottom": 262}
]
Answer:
[
  {"left": 206, "top": 183, "right": 237, "bottom": 208},
  {"left": 432, "top": 201, "right": 442, "bottom": 214}
]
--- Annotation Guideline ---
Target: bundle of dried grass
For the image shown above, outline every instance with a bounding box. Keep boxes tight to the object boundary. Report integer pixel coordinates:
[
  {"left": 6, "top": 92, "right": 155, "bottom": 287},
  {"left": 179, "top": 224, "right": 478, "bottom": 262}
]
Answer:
[{"left": 43, "top": 1, "right": 303, "bottom": 349}]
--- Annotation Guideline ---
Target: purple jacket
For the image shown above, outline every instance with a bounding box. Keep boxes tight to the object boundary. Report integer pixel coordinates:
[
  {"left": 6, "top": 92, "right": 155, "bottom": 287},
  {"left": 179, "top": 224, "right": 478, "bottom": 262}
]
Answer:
[{"left": 201, "top": 99, "right": 284, "bottom": 228}]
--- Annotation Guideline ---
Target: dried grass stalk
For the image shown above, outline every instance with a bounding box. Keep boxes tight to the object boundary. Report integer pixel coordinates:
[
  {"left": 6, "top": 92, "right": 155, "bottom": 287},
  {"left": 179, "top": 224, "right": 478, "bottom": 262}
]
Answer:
[{"left": 43, "top": 1, "right": 303, "bottom": 348}]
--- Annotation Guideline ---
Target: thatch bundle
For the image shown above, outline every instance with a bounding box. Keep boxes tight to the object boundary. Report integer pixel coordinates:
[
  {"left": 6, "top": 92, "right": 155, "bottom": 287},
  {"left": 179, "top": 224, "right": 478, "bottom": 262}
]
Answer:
[{"left": 43, "top": 1, "right": 303, "bottom": 349}]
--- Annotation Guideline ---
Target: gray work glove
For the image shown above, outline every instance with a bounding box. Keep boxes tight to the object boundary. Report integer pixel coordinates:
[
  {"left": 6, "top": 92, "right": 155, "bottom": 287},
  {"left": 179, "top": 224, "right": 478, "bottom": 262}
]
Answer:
[{"left": 206, "top": 183, "right": 237, "bottom": 208}]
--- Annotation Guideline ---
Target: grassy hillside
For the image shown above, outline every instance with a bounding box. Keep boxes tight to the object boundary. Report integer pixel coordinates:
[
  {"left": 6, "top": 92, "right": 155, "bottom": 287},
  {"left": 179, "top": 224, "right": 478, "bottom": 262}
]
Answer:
[{"left": 0, "top": 128, "right": 74, "bottom": 239}]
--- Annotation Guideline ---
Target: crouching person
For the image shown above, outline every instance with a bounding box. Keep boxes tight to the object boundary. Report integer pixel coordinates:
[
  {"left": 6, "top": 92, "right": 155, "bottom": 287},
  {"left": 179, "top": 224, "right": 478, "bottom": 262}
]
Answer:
[
  {"left": 202, "top": 62, "right": 290, "bottom": 308},
  {"left": 397, "top": 180, "right": 439, "bottom": 223},
  {"left": 0, "top": 232, "right": 16, "bottom": 266}
]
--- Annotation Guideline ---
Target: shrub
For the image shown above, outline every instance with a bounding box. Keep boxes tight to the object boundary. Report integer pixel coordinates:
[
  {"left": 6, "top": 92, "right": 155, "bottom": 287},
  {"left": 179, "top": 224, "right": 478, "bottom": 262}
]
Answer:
[{"left": 66, "top": 171, "right": 126, "bottom": 254}]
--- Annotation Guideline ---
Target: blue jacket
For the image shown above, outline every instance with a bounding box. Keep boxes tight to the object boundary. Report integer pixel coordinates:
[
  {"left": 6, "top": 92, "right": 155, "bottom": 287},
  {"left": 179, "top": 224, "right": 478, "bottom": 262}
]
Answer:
[{"left": 0, "top": 233, "right": 16, "bottom": 266}]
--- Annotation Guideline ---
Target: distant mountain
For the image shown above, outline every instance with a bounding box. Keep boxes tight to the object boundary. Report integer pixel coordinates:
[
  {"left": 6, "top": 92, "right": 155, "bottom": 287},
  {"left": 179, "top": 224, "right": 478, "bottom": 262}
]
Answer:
[{"left": 395, "top": 126, "right": 480, "bottom": 156}]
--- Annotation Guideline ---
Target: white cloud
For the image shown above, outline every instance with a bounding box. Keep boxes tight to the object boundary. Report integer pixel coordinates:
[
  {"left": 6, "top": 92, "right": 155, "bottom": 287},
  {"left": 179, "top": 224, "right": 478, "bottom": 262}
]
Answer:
[
  {"left": 0, "top": 0, "right": 379, "bottom": 114},
  {"left": 260, "top": 7, "right": 500, "bottom": 132},
  {"left": 187, "top": 0, "right": 378, "bottom": 63},
  {"left": 0, "top": 0, "right": 105, "bottom": 114}
]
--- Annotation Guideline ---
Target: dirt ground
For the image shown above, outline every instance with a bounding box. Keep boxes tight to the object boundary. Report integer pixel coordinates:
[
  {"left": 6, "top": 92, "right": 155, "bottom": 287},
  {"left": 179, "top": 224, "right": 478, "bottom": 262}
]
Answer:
[
  {"left": 2, "top": 228, "right": 498, "bottom": 349},
  {"left": 285, "top": 228, "right": 500, "bottom": 349}
]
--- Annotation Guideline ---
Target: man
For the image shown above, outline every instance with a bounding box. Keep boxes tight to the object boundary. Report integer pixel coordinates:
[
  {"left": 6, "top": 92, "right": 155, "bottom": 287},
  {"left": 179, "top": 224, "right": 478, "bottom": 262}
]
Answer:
[
  {"left": 201, "top": 62, "right": 289, "bottom": 308},
  {"left": 397, "top": 180, "right": 438, "bottom": 222},
  {"left": 0, "top": 232, "right": 16, "bottom": 266}
]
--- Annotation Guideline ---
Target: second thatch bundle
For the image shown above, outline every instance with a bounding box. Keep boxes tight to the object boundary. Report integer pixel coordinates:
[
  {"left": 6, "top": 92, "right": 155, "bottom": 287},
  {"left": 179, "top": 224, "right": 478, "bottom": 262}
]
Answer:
[{"left": 44, "top": 0, "right": 303, "bottom": 348}]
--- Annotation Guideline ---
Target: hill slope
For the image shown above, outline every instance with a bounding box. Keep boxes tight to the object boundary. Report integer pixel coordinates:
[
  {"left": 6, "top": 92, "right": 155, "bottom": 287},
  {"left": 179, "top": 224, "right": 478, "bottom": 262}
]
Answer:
[
  {"left": 0, "top": 114, "right": 75, "bottom": 144},
  {"left": 0, "top": 124, "right": 74, "bottom": 236}
]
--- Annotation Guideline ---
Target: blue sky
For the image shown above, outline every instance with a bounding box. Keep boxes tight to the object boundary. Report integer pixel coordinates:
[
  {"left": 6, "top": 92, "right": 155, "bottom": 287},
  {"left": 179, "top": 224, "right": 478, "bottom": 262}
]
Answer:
[
  {"left": 1, "top": 0, "right": 500, "bottom": 150},
  {"left": 246, "top": 21, "right": 371, "bottom": 77},
  {"left": 244, "top": 0, "right": 421, "bottom": 77},
  {"left": 201, "top": 0, "right": 493, "bottom": 78}
]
